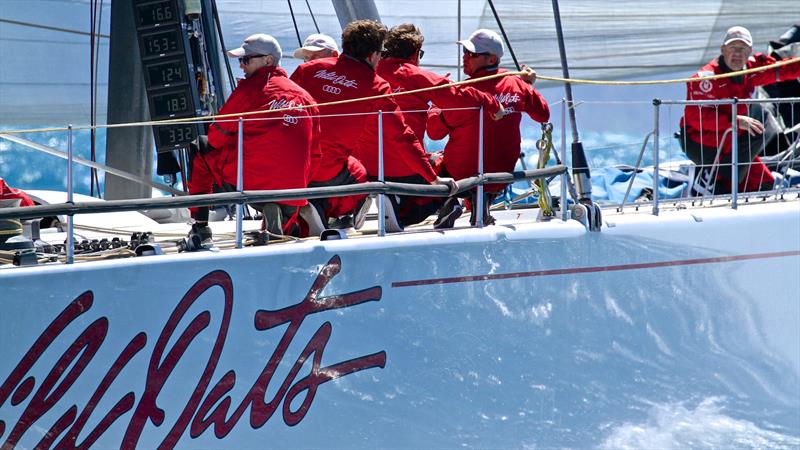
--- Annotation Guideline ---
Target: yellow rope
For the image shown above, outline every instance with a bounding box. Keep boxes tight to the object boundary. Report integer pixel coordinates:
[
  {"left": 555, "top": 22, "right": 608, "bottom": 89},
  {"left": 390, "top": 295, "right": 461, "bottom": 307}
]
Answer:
[
  {"left": 537, "top": 56, "right": 800, "bottom": 85},
  {"left": 1, "top": 57, "right": 797, "bottom": 136},
  {"left": 534, "top": 125, "right": 554, "bottom": 216}
]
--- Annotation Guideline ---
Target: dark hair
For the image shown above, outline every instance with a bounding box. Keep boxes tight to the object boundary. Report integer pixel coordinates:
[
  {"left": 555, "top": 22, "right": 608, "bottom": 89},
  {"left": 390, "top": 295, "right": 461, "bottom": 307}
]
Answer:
[
  {"left": 384, "top": 23, "right": 424, "bottom": 59},
  {"left": 341, "top": 20, "right": 388, "bottom": 60}
]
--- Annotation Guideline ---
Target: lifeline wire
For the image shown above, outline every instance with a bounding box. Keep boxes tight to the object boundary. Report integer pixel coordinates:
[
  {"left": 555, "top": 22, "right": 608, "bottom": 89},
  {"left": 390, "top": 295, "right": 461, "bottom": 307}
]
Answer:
[{"left": 1, "top": 57, "right": 798, "bottom": 136}]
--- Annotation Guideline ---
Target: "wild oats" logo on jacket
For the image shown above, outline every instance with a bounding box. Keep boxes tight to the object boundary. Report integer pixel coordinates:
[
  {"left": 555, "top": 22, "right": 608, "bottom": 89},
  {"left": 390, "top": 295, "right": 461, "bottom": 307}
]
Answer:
[{"left": 313, "top": 70, "right": 359, "bottom": 88}]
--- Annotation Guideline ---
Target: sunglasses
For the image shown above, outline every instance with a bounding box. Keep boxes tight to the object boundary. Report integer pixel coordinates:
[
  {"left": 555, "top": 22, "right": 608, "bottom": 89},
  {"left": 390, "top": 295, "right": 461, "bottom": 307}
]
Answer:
[
  {"left": 238, "top": 55, "right": 265, "bottom": 65},
  {"left": 463, "top": 49, "right": 490, "bottom": 58},
  {"left": 418, "top": 49, "right": 425, "bottom": 60}
]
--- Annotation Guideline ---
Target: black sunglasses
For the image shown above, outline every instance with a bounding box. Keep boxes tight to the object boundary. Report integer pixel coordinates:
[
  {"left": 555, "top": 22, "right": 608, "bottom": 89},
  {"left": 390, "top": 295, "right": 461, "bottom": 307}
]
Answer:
[
  {"left": 463, "top": 48, "right": 490, "bottom": 58},
  {"left": 418, "top": 49, "right": 425, "bottom": 60},
  {"left": 238, "top": 55, "right": 265, "bottom": 64}
]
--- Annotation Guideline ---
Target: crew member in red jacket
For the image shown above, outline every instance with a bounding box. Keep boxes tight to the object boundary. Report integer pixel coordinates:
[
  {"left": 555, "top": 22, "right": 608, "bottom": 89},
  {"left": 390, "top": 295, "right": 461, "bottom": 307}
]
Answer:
[
  {"left": 427, "top": 28, "right": 549, "bottom": 227},
  {"left": 679, "top": 26, "right": 800, "bottom": 194},
  {"left": 291, "top": 20, "right": 457, "bottom": 231},
  {"left": 376, "top": 23, "right": 502, "bottom": 144},
  {"left": 188, "top": 34, "right": 321, "bottom": 243},
  {"left": 293, "top": 33, "right": 339, "bottom": 62},
  {"left": 373, "top": 23, "right": 504, "bottom": 228}
]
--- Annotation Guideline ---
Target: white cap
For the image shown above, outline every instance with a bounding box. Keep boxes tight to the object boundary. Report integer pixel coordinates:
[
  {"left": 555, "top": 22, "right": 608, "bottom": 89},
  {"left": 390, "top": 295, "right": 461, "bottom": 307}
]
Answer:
[
  {"left": 293, "top": 33, "right": 339, "bottom": 59},
  {"left": 723, "top": 26, "right": 753, "bottom": 47},
  {"left": 227, "top": 34, "right": 282, "bottom": 60},
  {"left": 458, "top": 29, "right": 504, "bottom": 58}
]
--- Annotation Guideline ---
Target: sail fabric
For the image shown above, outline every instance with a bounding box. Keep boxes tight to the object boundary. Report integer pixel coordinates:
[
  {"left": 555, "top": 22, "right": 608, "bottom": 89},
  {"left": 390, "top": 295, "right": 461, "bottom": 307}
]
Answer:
[
  {"left": 474, "top": 0, "right": 797, "bottom": 82},
  {"left": 0, "top": 0, "right": 795, "bottom": 126}
]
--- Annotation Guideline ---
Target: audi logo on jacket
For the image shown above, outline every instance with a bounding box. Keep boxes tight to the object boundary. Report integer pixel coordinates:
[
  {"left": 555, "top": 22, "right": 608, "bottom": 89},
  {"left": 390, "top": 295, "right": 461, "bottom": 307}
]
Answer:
[{"left": 291, "top": 55, "right": 438, "bottom": 184}]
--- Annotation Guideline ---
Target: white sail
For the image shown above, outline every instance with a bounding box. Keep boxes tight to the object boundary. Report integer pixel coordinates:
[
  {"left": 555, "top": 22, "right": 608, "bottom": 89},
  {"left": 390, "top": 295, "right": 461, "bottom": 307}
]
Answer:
[{"left": 1, "top": 0, "right": 796, "bottom": 125}]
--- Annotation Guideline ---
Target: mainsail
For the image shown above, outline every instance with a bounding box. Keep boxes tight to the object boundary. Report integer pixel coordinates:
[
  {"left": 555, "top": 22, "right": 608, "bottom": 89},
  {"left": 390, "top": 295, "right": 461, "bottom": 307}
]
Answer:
[{"left": 0, "top": 0, "right": 795, "bottom": 125}]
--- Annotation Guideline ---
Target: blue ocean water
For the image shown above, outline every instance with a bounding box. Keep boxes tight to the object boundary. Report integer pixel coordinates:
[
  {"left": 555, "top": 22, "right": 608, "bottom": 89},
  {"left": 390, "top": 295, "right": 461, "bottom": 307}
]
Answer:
[
  {"left": 0, "top": 128, "right": 110, "bottom": 195},
  {"left": 0, "top": 118, "right": 685, "bottom": 200}
]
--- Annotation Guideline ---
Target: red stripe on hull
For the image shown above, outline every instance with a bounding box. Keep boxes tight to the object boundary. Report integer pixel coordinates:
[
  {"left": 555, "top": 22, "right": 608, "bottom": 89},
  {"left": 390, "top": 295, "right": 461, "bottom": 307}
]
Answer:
[{"left": 391, "top": 250, "right": 800, "bottom": 288}]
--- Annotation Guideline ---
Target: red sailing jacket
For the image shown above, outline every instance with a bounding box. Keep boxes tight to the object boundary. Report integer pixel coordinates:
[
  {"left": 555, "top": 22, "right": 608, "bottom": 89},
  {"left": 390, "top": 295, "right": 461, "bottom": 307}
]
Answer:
[
  {"left": 680, "top": 54, "right": 800, "bottom": 150},
  {"left": 376, "top": 57, "right": 501, "bottom": 144},
  {"left": 290, "top": 55, "right": 437, "bottom": 182},
  {"left": 0, "top": 178, "right": 34, "bottom": 207},
  {"left": 197, "top": 66, "right": 320, "bottom": 207},
  {"left": 426, "top": 68, "right": 549, "bottom": 190}
]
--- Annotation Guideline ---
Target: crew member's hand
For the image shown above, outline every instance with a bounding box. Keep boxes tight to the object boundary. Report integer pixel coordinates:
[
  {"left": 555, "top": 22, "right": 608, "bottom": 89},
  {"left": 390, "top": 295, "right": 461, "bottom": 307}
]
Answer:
[
  {"left": 737, "top": 115, "right": 764, "bottom": 136},
  {"left": 492, "top": 104, "right": 506, "bottom": 121},
  {"left": 434, "top": 177, "right": 459, "bottom": 196},
  {"left": 520, "top": 65, "right": 537, "bottom": 84}
]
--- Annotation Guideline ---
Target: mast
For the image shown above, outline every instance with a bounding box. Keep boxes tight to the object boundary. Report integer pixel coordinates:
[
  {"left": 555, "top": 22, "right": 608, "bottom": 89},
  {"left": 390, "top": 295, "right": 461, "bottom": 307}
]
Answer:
[
  {"left": 105, "top": 0, "right": 227, "bottom": 200},
  {"left": 550, "top": 0, "right": 600, "bottom": 230},
  {"left": 331, "top": 0, "right": 381, "bottom": 28},
  {"left": 104, "top": 0, "right": 153, "bottom": 200}
]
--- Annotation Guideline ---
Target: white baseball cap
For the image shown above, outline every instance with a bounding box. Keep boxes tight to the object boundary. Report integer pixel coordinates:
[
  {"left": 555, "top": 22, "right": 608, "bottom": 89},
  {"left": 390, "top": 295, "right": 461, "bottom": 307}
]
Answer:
[
  {"left": 227, "top": 34, "right": 282, "bottom": 60},
  {"left": 723, "top": 26, "right": 753, "bottom": 47},
  {"left": 458, "top": 29, "right": 504, "bottom": 58},
  {"left": 293, "top": 33, "right": 339, "bottom": 59}
]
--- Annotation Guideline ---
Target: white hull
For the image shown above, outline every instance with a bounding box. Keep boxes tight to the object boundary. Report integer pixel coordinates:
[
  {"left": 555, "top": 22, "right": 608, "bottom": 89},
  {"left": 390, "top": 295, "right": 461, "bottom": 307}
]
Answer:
[{"left": 1, "top": 199, "right": 798, "bottom": 448}]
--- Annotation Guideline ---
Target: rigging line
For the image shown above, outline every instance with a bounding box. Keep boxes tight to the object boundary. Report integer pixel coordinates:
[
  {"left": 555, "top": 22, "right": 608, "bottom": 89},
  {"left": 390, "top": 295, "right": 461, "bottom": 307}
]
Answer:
[
  {"left": 0, "top": 18, "right": 109, "bottom": 38},
  {"left": 421, "top": 63, "right": 702, "bottom": 70},
  {"left": 287, "top": 0, "right": 303, "bottom": 47},
  {"left": 486, "top": 0, "right": 520, "bottom": 71},
  {"left": 457, "top": 0, "right": 461, "bottom": 82},
  {"left": 304, "top": 0, "right": 320, "bottom": 34},
  {"left": 3, "top": 58, "right": 798, "bottom": 136},
  {"left": 486, "top": 0, "right": 529, "bottom": 185},
  {"left": 91, "top": 0, "right": 104, "bottom": 197},
  {"left": 0, "top": 134, "right": 186, "bottom": 196},
  {"left": 210, "top": 0, "right": 236, "bottom": 93},
  {"left": 89, "top": 0, "right": 95, "bottom": 197}
]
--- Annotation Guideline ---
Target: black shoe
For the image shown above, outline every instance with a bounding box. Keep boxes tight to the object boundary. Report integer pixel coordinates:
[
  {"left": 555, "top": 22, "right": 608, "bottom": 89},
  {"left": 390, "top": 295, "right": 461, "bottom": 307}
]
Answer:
[
  {"left": 468, "top": 192, "right": 497, "bottom": 226},
  {"left": 434, "top": 198, "right": 462, "bottom": 229},
  {"left": 182, "top": 223, "right": 213, "bottom": 252},
  {"left": 434, "top": 205, "right": 463, "bottom": 229},
  {"left": 191, "top": 223, "right": 213, "bottom": 241},
  {"left": 330, "top": 214, "right": 354, "bottom": 230}
]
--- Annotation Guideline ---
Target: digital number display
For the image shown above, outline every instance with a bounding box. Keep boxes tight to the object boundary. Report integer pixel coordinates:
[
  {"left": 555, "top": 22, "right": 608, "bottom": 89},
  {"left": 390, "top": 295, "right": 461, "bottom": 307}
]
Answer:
[
  {"left": 151, "top": 88, "right": 193, "bottom": 118},
  {"left": 140, "top": 28, "right": 182, "bottom": 59},
  {"left": 135, "top": 1, "right": 177, "bottom": 27},
  {"left": 155, "top": 124, "right": 197, "bottom": 151},
  {"left": 145, "top": 59, "right": 187, "bottom": 87}
]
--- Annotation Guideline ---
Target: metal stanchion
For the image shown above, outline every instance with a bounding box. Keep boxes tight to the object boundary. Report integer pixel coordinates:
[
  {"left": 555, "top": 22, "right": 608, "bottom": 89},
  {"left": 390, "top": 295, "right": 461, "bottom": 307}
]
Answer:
[
  {"left": 731, "top": 98, "right": 739, "bottom": 209},
  {"left": 378, "top": 110, "right": 385, "bottom": 237},
  {"left": 561, "top": 99, "right": 568, "bottom": 221},
  {"left": 236, "top": 117, "right": 244, "bottom": 248},
  {"left": 476, "top": 106, "right": 485, "bottom": 228},
  {"left": 66, "top": 125, "right": 74, "bottom": 264},
  {"left": 653, "top": 99, "right": 660, "bottom": 216}
]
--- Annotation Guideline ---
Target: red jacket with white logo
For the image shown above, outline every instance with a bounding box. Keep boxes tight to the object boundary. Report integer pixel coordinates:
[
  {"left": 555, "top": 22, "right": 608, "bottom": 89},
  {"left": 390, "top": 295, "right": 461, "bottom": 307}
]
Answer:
[
  {"left": 426, "top": 68, "right": 549, "bottom": 190},
  {"left": 680, "top": 54, "right": 800, "bottom": 150},
  {"left": 199, "top": 66, "right": 320, "bottom": 206},
  {"left": 291, "top": 55, "right": 437, "bottom": 182},
  {"left": 376, "top": 57, "right": 501, "bottom": 144}
]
